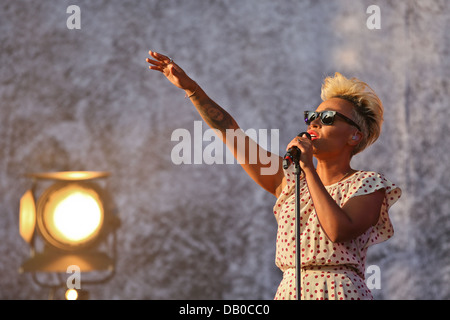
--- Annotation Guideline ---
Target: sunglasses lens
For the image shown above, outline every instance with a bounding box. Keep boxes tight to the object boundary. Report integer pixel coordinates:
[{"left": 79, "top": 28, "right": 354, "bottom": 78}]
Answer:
[
  {"left": 304, "top": 111, "right": 316, "bottom": 124},
  {"left": 321, "top": 111, "right": 335, "bottom": 125},
  {"left": 304, "top": 111, "right": 337, "bottom": 126}
]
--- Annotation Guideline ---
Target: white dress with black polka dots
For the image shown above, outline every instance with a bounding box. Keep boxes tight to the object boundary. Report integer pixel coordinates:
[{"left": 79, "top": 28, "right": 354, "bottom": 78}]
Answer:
[{"left": 273, "top": 168, "right": 401, "bottom": 300}]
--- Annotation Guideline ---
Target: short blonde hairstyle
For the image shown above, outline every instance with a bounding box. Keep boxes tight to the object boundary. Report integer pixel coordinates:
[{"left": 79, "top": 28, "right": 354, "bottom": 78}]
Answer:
[{"left": 320, "top": 72, "right": 384, "bottom": 155}]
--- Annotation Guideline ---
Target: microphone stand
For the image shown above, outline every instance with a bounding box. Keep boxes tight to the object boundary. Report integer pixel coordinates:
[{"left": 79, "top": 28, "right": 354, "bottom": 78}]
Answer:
[
  {"left": 283, "top": 132, "right": 309, "bottom": 300},
  {"left": 293, "top": 158, "right": 302, "bottom": 300}
]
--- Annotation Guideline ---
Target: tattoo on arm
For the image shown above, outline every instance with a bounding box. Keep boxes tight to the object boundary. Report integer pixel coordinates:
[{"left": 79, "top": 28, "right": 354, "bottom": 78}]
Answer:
[{"left": 191, "top": 96, "right": 236, "bottom": 133}]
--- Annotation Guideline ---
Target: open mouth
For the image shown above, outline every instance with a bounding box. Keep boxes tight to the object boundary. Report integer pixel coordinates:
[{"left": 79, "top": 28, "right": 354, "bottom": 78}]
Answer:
[{"left": 308, "top": 130, "right": 319, "bottom": 141}]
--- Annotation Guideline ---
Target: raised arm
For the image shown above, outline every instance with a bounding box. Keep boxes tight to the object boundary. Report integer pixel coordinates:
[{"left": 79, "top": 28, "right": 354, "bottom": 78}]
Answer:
[{"left": 146, "top": 51, "right": 285, "bottom": 196}]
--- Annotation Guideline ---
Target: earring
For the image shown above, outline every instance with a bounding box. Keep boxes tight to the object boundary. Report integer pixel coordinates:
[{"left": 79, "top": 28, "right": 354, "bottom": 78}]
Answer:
[{"left": 352, "top": 135, "right": 358, "bottom": 140}]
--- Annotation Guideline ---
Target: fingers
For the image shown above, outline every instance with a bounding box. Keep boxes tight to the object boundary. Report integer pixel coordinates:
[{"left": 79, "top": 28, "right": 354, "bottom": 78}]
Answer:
[
  {"left": 286, "top": 136, "right": 310, "bottom": 151},
  {"left": 146, "top": 50, "right": 175, "bottom": 73},
  {"left": 147, "top": 63, "right": 164, "bottom": 73},
  {"left": 148, "top": 50, "right": 173, "bottom": 64},
  {"left": 146, "top": 57, "right": 163, "bottom": 67},
  {"left": 300, "top": 132, "right": 310, "bottom": 139},
  {"left": 286, "top": 135, "right": 314, "bottom": 169},
  {"left": 149, "top": 50, "right": 165, "bottom": 61}
]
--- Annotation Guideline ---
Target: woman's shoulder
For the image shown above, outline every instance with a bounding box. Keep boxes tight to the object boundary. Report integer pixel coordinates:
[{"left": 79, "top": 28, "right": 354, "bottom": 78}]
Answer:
[
  {"left": 353, "top": 170, "right": 394, "bottom": 184},
  {"left": 352, "top": 170, "right": 401, "bottom": 196},
  {"left": 354, "top": 170, "right": 380, "bottom": 178}
]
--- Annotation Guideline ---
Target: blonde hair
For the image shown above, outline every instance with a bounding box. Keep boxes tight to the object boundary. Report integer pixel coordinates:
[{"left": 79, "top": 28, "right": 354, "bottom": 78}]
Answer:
[{"left": 320, "top": 72, "right": 384, "bottom": 155}]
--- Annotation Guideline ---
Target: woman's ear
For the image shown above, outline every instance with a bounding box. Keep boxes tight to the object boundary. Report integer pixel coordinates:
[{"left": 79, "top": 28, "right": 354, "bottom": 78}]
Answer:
[{"left": 349, "top": 132, "right": 362, "bottom": 146}]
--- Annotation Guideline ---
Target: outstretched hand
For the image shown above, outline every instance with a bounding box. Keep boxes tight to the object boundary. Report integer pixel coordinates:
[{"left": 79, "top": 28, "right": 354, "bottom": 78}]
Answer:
[{"left": 146, "top": 51, "right": 196, "bottom": 91}]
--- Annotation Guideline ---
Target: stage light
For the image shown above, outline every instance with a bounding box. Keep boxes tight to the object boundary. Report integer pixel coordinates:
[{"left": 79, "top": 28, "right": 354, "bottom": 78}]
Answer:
[
  {"left": 19, "top": 171, "right": 120, "bottom": 299},
  {"left": 65, "top": 288, "right": 78, "bottom": 300}
]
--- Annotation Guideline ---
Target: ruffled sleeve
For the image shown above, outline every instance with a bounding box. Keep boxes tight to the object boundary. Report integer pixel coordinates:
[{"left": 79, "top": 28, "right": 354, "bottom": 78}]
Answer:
[{"left": 348, "top": 171, "right": 402, "bottom": 247}]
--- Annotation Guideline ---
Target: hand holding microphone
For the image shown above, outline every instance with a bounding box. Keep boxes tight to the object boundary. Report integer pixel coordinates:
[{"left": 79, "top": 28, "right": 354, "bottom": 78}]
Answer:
[{"left": 283, "top": 132, "right": 311, "bottom": 169}]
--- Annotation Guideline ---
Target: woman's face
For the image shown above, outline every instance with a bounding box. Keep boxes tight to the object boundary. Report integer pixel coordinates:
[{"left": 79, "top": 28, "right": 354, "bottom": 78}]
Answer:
[{"left": 306, "top": 97, "right": 360, "bottom": 159}]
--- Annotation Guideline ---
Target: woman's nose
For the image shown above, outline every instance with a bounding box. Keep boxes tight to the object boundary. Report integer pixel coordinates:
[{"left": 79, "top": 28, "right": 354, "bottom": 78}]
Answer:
[{"left": 309, "top": 118, "right": 321, "bottom": 128}]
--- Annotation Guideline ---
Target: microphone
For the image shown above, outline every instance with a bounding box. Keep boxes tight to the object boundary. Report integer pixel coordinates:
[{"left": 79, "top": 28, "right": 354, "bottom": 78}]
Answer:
[{"left": 282, "top": 132, "right": 311, "bottom": 169}]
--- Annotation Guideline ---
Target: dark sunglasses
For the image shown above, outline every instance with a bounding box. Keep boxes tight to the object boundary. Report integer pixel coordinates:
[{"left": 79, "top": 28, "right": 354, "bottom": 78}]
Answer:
[{"left": 304, "top": 110, "right": 361, "bottom": 131}]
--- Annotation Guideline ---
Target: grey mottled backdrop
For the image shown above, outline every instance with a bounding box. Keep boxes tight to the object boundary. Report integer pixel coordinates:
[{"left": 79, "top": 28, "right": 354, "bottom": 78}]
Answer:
[{"left": 1, "top": 0, "right": 449, "bottom": 299}]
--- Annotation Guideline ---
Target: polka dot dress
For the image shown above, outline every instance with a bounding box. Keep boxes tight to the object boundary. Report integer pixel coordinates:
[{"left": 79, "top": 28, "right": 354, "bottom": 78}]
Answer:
[{"left": 273, "top": 169, "right": 401, "bottom": 300}]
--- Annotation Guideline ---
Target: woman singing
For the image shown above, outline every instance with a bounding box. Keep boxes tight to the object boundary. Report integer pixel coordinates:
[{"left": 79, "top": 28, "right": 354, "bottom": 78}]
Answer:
[{"left": 146, "top": 51, "right": 401, "bottom": 300}]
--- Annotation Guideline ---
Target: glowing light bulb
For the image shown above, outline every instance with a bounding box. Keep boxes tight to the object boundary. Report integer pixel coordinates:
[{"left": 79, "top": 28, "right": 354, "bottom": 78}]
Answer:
[
  {"left": 65, "top": 289, "right": 78, "bottom": 300},
  {"left": 52, "top": 191, "right": 102, "bottom": 243}
]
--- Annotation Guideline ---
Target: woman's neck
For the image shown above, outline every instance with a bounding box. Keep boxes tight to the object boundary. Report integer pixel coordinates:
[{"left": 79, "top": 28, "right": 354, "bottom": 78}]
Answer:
[{"left": 315, "top": 156, "right": 354, "bottom": 186}]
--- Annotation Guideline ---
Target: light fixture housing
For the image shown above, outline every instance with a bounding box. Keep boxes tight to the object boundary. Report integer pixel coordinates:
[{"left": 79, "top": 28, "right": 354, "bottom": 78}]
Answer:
[
  {"left": 19, "top": 171, "right": 120, "bottom": 274},
  {"left": 19, "top": 189, "right": 36, "bottom": 244}
]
